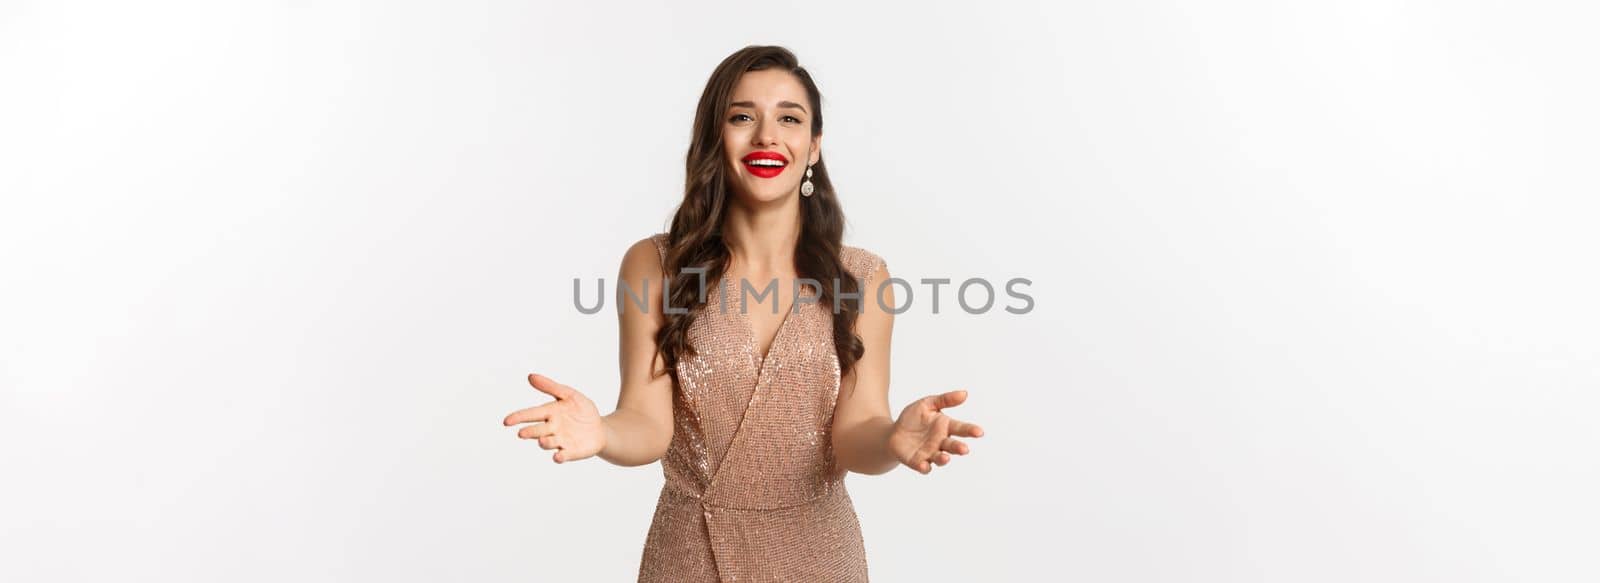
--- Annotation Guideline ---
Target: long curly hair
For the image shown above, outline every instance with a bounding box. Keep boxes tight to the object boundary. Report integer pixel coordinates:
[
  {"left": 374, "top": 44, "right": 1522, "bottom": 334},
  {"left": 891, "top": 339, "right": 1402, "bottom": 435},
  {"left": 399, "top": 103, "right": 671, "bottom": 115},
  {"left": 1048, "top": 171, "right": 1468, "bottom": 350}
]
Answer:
[{"left": 655, "top": 45, "right": 864, "bottom": 388}]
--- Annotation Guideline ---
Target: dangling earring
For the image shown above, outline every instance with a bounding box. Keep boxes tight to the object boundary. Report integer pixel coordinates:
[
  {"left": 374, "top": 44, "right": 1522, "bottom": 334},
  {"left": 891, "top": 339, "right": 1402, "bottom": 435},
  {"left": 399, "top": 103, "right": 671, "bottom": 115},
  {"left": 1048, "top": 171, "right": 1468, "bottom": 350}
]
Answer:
[{"left": 800, "top": 165, "right": 815, "bottom": 197}]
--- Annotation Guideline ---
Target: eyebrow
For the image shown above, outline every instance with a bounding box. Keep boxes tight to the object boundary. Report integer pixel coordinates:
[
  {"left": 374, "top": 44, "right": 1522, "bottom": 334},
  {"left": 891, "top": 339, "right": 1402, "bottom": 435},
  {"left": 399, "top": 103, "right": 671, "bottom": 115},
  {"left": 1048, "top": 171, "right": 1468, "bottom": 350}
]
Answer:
[{"left": 728, "top": 100, "right": 808, "bottom": 114}]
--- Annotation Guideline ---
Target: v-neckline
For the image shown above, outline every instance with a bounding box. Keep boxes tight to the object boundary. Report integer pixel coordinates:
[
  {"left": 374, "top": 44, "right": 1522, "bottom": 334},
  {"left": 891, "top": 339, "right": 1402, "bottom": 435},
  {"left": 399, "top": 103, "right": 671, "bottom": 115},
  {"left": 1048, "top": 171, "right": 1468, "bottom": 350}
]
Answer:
[{"left": 721, "top": 272, "right": 806, "bottom": 366}]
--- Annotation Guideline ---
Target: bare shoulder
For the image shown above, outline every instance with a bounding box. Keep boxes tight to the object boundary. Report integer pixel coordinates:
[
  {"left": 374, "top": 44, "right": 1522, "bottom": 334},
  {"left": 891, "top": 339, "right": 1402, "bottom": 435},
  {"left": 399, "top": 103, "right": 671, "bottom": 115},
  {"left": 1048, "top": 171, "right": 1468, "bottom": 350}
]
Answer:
[{"left": 620, "top": 233, "right": 668, "bottom": 279}]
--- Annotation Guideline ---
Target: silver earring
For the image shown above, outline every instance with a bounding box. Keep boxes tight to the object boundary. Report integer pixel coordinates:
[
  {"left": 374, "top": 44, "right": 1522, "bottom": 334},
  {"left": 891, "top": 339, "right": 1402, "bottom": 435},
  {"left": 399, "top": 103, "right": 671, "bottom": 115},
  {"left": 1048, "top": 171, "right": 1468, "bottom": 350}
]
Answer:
[{"left": 801, "top": 165, "right": 814, "bottom": 197}]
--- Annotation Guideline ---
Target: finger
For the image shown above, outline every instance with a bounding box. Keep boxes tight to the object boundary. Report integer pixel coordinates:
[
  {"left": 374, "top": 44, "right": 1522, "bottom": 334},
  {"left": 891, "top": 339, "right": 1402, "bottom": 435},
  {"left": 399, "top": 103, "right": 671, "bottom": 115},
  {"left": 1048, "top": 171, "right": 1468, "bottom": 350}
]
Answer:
[
  {"left": 537, "top": 434, "right": 562, "bottom": 451},
  {"left": 517, "top": 422, "right": 556, "bottom": 440},
  {"left": 504, "top": 404, "right": 554, "bottom": 426},
  {"left": 932, "top": 452, "right": 951, "bottom": 466},
  {"left": 929, "top": 389, "right": 968, "bottom": 411},
  {"left": 947, "top": 417, "right": 984, "bottom": 438},
  {"left": 553, "top": 450, "right": 566, "bottom": 464},
  {"left": 939, "top": 437, "right": 969, "bottom": 455},
  {"left": 528, "top": 373, "right": 575, "bottom": 400}
]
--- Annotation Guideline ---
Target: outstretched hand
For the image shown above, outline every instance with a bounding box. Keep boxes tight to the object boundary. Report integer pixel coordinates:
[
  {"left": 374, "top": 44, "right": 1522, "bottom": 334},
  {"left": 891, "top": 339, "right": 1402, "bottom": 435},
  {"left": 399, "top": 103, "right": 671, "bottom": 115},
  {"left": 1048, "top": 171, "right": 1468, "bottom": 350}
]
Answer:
[
  {"left": 888, "top": 389, "right": 985, "bottom": 474},
  {"left": 502, "top": 373, "right": 605, "bottom": 463}
]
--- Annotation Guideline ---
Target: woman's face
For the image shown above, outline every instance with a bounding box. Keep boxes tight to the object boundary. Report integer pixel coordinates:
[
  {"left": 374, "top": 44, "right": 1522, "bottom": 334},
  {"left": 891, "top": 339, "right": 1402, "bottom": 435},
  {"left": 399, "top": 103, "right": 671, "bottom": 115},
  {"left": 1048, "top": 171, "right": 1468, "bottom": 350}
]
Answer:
[{"left": 722, "top": 69, "right": 821, "bottom": 205}]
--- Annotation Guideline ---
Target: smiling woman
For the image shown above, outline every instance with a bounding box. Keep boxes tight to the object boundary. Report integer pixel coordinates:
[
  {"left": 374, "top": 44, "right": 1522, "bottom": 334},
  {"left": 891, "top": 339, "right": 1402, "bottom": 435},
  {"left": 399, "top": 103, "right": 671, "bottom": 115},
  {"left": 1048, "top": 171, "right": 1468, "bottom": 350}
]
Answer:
[{"left": 502, "top": 45, "right": 985, "bottom": 582}]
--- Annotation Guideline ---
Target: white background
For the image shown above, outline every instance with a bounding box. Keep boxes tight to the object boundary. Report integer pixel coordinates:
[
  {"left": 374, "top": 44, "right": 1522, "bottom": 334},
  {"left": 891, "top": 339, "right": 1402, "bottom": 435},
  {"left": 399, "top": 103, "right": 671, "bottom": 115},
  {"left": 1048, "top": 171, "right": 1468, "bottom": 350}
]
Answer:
[{"left": 3, "top": 1, "right": 1597, "bottom": 581}]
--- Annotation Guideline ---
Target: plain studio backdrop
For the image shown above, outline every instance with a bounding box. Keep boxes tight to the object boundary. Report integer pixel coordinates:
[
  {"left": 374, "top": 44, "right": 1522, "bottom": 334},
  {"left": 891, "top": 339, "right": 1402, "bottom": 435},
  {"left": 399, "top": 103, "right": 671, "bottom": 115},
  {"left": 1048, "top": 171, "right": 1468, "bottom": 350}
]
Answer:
[{"left": 2, "top": 1, "right": 1596, "bottom": 581}]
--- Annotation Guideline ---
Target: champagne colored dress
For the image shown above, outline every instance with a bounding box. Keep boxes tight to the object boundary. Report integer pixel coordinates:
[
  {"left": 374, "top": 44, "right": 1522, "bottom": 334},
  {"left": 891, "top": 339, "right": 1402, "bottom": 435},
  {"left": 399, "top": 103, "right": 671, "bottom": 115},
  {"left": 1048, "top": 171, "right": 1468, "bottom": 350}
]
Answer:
[{"left": 636, "top": 233, "right": 886, "bottom": 582}]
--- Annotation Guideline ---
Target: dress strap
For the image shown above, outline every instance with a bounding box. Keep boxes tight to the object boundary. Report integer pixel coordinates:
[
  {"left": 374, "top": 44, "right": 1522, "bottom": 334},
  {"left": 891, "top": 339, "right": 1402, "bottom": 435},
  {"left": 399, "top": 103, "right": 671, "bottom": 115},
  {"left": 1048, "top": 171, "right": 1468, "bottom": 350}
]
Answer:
[
  {"left": 649, "top": 233, "right": 669, "bottom": 269},
  {"left": 842, "top": 246, "right": 887, "bottom": 290}
]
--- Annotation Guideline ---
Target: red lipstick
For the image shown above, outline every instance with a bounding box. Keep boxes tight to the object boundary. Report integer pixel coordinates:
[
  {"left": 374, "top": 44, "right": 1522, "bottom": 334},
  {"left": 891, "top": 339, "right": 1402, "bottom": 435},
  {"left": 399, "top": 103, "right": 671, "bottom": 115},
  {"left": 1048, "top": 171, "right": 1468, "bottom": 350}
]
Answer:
[{"left": 740, "top": 151, "right": 789, "bottom": 179}]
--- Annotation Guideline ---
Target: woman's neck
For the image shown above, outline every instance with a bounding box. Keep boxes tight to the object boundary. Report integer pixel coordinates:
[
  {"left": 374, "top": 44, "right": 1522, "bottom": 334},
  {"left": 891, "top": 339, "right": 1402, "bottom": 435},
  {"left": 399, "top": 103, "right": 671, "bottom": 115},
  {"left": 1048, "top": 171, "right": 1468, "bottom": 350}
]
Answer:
[{"left": 722, "top": 196, "right": 801, "bottom": 275}]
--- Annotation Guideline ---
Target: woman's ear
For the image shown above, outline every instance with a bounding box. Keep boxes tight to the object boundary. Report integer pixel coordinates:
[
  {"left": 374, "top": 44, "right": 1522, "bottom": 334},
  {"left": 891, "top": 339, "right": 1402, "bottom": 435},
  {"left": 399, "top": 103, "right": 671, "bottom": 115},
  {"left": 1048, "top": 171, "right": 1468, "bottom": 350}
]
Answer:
[{"left": 809, "top": 134, "right": 822, "bottom": 166}]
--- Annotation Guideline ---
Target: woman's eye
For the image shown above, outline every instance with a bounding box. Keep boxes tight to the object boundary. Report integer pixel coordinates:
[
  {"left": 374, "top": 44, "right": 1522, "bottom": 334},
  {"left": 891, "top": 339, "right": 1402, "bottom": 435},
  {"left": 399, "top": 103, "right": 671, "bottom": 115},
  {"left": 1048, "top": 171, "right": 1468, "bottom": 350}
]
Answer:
[{"left": 727, "top": 113, "right": 803, "bottom": 124}]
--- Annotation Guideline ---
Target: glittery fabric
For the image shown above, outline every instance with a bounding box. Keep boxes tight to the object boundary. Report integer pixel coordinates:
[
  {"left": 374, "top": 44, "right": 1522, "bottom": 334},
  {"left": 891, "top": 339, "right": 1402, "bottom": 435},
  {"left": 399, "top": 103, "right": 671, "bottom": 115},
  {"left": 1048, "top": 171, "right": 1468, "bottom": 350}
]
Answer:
[{"left": 638, "top": 233, "right": 885, "bottom": 583}]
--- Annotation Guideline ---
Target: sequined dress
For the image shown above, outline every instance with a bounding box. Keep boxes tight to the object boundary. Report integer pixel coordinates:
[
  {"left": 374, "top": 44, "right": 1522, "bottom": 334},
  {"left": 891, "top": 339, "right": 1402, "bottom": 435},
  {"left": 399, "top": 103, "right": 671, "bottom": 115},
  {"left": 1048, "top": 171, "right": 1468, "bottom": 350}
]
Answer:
[{"left": 637, "top": 233, "right": 886, "bottom": 582}]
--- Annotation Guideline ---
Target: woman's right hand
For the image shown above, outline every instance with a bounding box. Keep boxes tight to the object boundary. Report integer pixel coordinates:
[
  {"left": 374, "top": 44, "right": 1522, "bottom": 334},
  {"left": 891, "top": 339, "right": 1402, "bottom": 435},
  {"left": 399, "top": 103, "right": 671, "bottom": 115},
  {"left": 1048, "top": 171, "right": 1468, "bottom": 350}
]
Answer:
[{"left": 502, "top": 373, "right": 606, "bottom": 463}]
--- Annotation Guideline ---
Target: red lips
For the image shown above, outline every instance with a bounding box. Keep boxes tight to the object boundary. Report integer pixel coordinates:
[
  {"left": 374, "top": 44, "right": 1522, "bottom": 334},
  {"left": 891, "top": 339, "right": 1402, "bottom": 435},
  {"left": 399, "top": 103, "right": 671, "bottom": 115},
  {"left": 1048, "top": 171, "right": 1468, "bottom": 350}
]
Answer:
[{"left": 741, "top": 151, "right": 788, "bottom": 179}]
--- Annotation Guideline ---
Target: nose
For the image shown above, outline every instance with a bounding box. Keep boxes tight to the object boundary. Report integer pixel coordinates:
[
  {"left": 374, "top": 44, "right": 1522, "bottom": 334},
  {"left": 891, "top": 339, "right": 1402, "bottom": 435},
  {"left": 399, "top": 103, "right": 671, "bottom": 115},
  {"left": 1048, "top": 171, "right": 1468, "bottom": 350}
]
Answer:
[{"left": 754, "top": 123, "right": 777, "bottom": 147}]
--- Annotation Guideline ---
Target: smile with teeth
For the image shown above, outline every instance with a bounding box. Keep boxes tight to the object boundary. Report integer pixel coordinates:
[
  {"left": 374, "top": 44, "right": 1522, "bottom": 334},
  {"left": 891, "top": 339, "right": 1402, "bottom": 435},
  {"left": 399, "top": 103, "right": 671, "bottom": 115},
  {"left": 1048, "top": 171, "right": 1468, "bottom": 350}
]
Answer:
[{"left": 742, "top": 153, "right": 789, "bottom": 179}]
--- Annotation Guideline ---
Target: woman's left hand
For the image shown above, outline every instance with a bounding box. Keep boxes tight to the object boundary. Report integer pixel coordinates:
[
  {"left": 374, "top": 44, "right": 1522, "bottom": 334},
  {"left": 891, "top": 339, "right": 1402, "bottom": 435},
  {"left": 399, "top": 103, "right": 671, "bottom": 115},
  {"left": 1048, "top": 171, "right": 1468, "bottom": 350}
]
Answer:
[{"left": 888, "top": 389, "right": 984, "bottom": 474}]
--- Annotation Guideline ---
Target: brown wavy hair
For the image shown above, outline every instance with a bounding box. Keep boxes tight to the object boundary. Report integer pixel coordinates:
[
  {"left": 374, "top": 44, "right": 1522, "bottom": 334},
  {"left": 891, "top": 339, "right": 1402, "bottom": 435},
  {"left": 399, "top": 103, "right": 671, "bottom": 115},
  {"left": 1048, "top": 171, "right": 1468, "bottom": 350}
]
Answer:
[{"left": 655, "top": 45, "right": 864, "bottom": 389}]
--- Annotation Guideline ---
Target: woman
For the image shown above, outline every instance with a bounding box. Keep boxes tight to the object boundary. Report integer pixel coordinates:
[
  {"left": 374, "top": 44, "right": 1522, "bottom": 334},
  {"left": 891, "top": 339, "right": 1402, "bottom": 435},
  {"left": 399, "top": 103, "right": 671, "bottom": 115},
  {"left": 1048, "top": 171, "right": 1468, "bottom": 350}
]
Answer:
[{"left": 502, "top": 45, "right": 985, "bottom": 582}]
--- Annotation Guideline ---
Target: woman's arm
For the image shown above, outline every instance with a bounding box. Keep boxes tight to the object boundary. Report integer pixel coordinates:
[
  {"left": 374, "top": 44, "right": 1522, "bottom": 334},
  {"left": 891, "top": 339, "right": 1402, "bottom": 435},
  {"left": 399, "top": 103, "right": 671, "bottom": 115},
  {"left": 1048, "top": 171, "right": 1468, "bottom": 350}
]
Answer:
[
  {"left": 831, "top": 260, "right": 984, "bottom": 475},
  {"left": 831, "top": 261, "right": 900, "bottom": 474},
  {"left": 598, "top": 237, "right": 676, "bottom": 466},
  {"left": 503, "top": 237, "right": 675, "bottom": 465}
]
